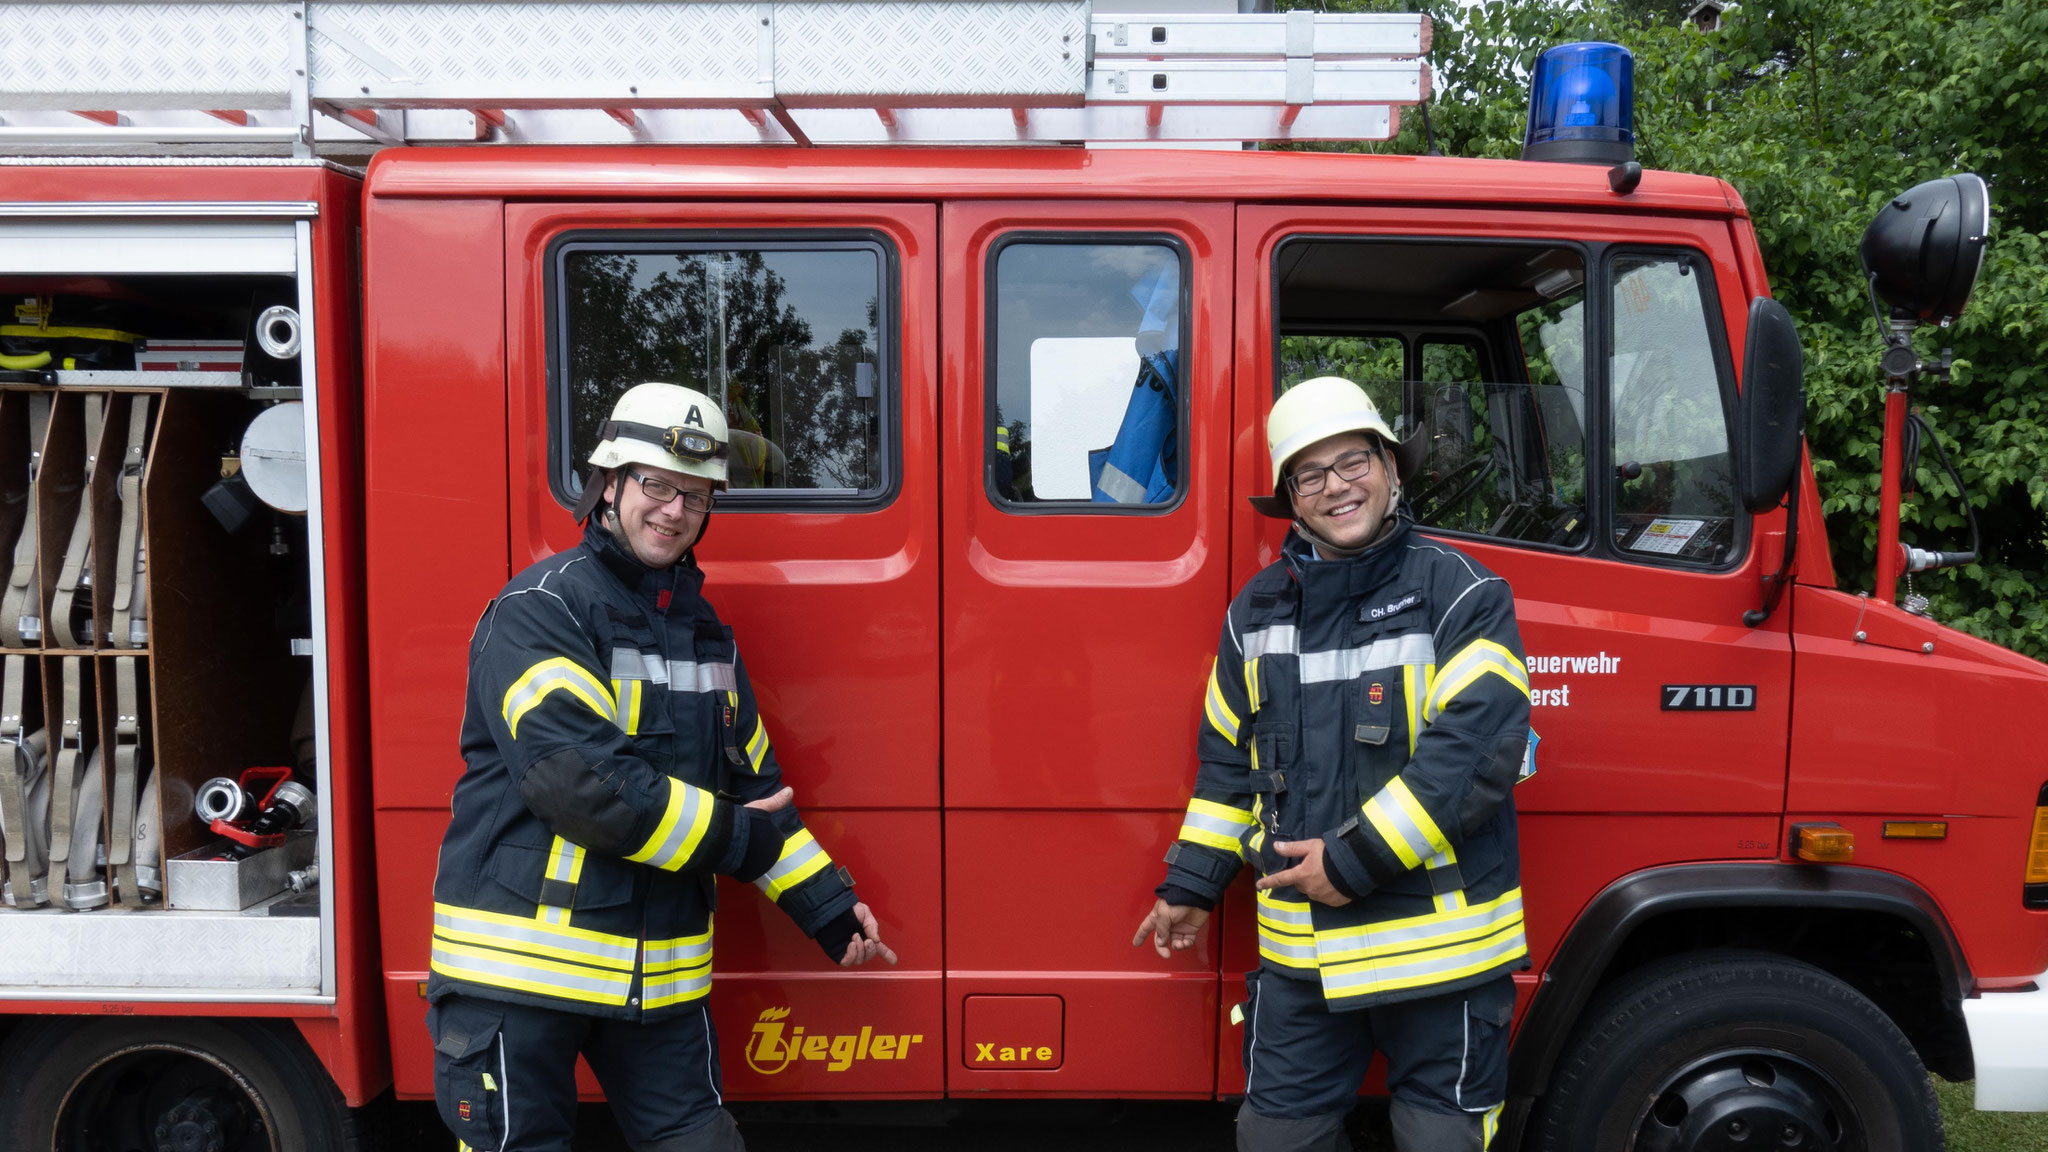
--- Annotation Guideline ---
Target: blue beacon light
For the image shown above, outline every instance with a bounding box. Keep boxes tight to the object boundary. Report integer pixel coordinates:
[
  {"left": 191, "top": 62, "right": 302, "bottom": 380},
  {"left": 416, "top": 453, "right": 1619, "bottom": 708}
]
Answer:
[{"left": 1522, "top": 42, "right": 1635, "bottom": 165}]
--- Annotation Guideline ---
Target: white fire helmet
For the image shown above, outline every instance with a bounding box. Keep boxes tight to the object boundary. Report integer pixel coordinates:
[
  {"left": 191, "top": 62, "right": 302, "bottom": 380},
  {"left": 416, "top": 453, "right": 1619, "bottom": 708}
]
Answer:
[
  {"left": 1251, "top": 376, "right": 1422, "bottom": 519},
  {"left": 588, "top": 382, "right": 730, "bottom": 488}
]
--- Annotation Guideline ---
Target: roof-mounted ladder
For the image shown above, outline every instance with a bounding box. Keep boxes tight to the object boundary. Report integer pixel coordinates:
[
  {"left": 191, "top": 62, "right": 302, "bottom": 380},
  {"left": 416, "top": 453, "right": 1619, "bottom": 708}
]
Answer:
[{"left": 0, "top": 2, "right": 1431, "bottom": 153}]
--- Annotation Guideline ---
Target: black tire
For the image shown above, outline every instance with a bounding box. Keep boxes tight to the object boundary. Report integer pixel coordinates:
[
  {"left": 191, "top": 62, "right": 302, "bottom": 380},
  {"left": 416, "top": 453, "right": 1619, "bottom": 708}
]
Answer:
[
  {"left": 1529, "top": 949, "right": 1944, "bottom": 1152},
  {"left": 0, "top": 1016, "right": 360, "bottom": 1152}
]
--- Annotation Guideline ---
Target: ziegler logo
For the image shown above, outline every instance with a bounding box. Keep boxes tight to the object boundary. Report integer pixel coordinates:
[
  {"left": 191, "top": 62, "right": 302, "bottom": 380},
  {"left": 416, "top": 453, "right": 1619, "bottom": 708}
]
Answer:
[{"left": 743, "top": 1007, "right": 924, "bottom": 1074}]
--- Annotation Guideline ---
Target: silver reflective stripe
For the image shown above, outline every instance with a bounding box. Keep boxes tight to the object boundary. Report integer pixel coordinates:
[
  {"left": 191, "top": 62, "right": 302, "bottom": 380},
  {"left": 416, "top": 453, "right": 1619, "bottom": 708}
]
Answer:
[
  {"left": 752, "top": 836, "right": 824, "bottom": 893},
  {"left": 434, "top": 907, "right": 637, "bottom": 968},
  {"left": 1299, "top": 634, "right": 1437, "bottom": 684},
  {"left": 505, "top": 664, "right": 616, "bottom": 724},
  {"left": 1095, "top": 461, "right": 1148, "bottom": 504},
  {"left": 643, "top": 963, "right": 713, "bottom": 1006},
  {"left": 645, "top": 933, "right": 713, "bottom": 970},
  {"left": 1318, "top": 926, "right": 1527, "bottom": 996},
  {"left": 1241, "top": 625, "right": 1298, "bottom": 660},
  {"left": 1256, "top": 895, "right": 1313, "bottom": 930},
  {"left": 1314, "top": 893, "right": 1524, "bottom": 956},
  {"left": 639, "top": 785, "right": 708, "bottom": 869},
  {"left": 610, "top": 648, "right": 669, "bottom": 684},
  {"left": 666, "top": 660, "right": 737, "bottom": 694},
  {"left": 1180, "top": 808, "right": 1251, "bottom": 840},
  {"left": 431, "top": 942, "right": 634, "bottom": 1001},
  {"left": 1257, "top": 931, "right": 1318, "bottom": 962}
]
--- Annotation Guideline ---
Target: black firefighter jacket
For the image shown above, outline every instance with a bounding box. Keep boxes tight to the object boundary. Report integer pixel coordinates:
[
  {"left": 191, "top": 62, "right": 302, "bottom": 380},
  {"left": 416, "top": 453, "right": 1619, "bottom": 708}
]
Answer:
[
  {"left": 428, "top": 519, "right": 858, "bottom": 1021},
  {"left": 1160, "top": 517, "right": 1532, "bottom": 1009}
]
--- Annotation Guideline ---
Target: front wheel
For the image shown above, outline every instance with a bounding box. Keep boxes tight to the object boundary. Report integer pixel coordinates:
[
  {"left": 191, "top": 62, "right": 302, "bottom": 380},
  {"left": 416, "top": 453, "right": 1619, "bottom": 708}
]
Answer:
[
  {"left": 1529, "top": 949, "right": 1943, "bottom": 1152},
  {"left": 0, "top": 1017, "right": 359, "bottom": 1152}
]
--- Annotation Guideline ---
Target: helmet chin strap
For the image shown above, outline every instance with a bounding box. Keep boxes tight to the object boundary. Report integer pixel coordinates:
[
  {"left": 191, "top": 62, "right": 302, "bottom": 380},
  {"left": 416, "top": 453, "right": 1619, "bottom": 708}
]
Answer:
[{"left": 1296, "top": 480, "right": 1400, "bottom": 559}]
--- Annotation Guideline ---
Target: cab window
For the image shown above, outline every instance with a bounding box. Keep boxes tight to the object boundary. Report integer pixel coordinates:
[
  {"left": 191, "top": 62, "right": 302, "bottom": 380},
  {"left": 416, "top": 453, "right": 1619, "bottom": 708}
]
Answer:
[
  {"left": 1608, "top": 251, "right": 1740, "bottom": 565},
  {"left": 988, "top": 237, "right": 1188, "bottom": 509},
  {"left": 1273, "top": 239, "right": 1590, "bottom": 549},
  {"left": 549, "top": 236, "right": 892, "bottom": 506}
]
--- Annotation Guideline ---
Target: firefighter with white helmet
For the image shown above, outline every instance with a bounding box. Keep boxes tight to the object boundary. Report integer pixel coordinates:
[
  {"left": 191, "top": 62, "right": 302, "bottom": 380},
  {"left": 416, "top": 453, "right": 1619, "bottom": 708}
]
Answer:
[
  {"left": 428, "top": 382, "right": 895, "bottom": 1152},
  {"left": 1136, "top": 377, "right": 1532, "bottom": 1151}
]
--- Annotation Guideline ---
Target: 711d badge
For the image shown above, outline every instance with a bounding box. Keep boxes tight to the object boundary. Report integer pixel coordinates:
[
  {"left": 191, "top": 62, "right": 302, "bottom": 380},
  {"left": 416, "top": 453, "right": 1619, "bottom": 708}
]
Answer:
[{"left": 1661, "top": 684, "right": 1757, "bottom": 711}]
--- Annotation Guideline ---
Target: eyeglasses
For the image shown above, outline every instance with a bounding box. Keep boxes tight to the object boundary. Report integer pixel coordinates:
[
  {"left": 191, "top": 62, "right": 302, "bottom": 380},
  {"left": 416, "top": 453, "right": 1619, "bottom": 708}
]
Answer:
[
  {"left": 1287, "top": 448, "right": 1379, "bottom": 497},
  {"left": 624, "top": 468, "right": 715, "bottom": 513}
]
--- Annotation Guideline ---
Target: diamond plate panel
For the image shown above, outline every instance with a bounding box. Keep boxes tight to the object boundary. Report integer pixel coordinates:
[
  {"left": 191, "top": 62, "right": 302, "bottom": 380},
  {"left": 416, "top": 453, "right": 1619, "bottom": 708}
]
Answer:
[
  {"left": 0, "top": 4, "right": 295, "bottom": 110},
  {"left": 310, "top": 3, "right": 768, "bottom": 104},
  {"left": 0, "top": 908, "right": 320, "bottom": 992},
  {"left": 777, "top": 2, "right": 1085, "bottom": 104}
]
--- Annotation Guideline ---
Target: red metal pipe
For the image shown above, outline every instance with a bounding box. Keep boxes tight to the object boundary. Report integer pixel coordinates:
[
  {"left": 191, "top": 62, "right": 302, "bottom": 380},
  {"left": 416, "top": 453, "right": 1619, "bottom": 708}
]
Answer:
[{"left": 1873, "top": 384, "right": 1909, "bottom": 603}]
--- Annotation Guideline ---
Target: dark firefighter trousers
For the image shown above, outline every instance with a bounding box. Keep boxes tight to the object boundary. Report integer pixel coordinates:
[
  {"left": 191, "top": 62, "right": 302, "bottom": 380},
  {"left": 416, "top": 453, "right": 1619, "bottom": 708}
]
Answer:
[
  {"left": 1237, "top": 970, "right": 1515, "bottom": 1152},
  {"left": 429, "top": 993, "right": 743, "bottom": 1152}
]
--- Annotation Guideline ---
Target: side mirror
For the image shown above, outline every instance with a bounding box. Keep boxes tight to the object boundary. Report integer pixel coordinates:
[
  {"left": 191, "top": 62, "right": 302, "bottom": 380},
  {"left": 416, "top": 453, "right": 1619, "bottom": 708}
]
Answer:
[
  {"left": 1860, "top": 173, "right": 1991, "bottom": 325},
  {"left": 1737, "top": 296, "right": 1805, "bottom": 514}
]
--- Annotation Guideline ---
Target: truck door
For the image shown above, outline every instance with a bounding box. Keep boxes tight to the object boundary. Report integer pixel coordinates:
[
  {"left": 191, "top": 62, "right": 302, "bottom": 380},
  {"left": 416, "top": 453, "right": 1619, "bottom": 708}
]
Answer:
[
  {"left": 940, "top": 201, "right": 1236, "bottom": 1096},
  {"left": 1228, "top": 207, "right": 1795, "bottom": 1084},
  {"left": 504, "top": 201, "right": 943, "bottom": 1097}
]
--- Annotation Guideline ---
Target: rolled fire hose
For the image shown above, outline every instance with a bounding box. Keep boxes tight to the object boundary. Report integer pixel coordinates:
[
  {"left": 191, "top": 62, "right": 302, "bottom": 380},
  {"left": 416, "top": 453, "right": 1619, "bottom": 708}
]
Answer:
[
  {"left": 1, "top": 393, "right": 51, "bottom": 645},
  {"left": 0, "top": 728, "right": 49, "bottom": 909},
  {"left": 62, "top": 744, "right": 107, "bottom": 910},
  {"left": 48, "top": 657, "right": 85, "bottom": 867},
  {"left": 131, "top": 764, "right": 160, "bottom": 903},
  {"left": 109, "top": 656, "right": 142, "bottom": 905},
  {"left": 110, "top": 396, "right": 149, "bottom": 649},
  {"left": 52, "top": 394, "right": 103, "bottom": 648}
]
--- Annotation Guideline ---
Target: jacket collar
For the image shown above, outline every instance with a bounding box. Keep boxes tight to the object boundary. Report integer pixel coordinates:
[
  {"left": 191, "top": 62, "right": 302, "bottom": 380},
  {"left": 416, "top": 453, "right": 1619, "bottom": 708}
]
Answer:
[
  {"left": 582, "top": 516, "right": 704, "bottom": 609},
  {"left": 1283, "top": 515, "right": 1412, "bottom": 608}
]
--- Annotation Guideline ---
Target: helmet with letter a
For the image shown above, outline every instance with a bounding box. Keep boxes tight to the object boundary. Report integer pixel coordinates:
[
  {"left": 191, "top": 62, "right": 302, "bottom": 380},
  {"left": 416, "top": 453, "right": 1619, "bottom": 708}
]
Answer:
[
  {"left": 1250, "top": 375, "right": 1424, "bottom": 518},
  {"left": 571, "top": 382, "right": 730, "bottom": 522}
]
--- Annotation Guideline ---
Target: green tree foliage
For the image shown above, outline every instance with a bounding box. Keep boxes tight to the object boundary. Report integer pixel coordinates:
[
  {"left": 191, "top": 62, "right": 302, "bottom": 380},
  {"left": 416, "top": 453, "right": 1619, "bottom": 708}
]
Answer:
[{"left": 1324, "top": 0, "right": 2048, "bottom": 656}]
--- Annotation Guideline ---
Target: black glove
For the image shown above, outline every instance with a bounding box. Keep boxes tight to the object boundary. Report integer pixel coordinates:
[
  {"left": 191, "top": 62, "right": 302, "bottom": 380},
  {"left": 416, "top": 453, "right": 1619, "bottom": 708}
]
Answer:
[{"left": 810, "top": 906, "right": 865, "bottom": 963}]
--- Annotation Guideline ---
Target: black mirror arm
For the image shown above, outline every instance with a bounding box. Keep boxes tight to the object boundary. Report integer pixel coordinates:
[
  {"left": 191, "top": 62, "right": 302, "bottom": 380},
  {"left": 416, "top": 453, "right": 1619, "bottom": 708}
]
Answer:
[{"left": 1744, "top": 462, "right": 1801, "bottom": 628}]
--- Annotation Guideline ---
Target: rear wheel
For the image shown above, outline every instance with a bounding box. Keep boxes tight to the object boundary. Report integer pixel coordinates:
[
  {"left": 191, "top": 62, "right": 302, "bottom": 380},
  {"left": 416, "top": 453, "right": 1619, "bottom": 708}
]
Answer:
[
  {"left": 0, "top": 1017, "right": 358, "bottom": 1152},
  {"left": 1530, "top": 950, "right": 1944, "bottom": 1152}
]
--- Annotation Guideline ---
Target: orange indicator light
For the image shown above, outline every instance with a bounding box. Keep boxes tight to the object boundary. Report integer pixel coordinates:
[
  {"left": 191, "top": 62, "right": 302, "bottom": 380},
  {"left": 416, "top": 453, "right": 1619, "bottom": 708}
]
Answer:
[
  {"left": 1792, "top": 823, "right": 1855, "bottom": 863},
  {"left": 1881, "top": 821, "right": 1949, "bottom": 840},
  {"left": 2025, "top": 808, "right": 2048, "bottom": 885}
]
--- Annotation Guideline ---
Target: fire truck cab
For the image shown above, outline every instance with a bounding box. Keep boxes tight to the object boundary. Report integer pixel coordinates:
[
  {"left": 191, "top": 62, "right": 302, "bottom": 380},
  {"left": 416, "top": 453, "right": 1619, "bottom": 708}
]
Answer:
[{"left": 0, "top": 4, "right": 2044, "bottom": 1151}]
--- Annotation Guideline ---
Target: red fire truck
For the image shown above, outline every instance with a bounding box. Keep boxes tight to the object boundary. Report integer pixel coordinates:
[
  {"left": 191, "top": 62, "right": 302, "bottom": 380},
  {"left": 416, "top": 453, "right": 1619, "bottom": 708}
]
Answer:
[{"left": 0, "top": 4, "right": 2042, "bottom": 1151}]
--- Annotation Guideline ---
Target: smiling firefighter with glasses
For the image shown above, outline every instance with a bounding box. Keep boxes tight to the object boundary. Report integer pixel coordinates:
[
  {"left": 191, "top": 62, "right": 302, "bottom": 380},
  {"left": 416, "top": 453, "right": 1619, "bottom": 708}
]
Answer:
[
  {"left": 426, "top": 382, "right": 896, "bottom": 1152},
  {"left": 1135, "top": 376, "right": 1534, "bottom": 1152}
]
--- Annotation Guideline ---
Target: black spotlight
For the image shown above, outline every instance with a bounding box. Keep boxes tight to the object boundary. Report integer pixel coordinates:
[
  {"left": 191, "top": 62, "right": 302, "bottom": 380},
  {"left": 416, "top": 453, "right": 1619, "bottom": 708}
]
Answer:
[{"left": 1859, "top": 173, "right": 1991, "bottom": 326}]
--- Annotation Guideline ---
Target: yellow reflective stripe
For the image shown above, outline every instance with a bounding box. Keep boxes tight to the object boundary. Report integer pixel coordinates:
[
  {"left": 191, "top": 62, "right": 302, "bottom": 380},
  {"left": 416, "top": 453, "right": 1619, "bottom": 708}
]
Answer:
[
  {"left": 1256, "top": 890, "right": 1318, "bottom": 968},
  {"left": 608, "top": 679, "right": 641, "bottom": 735},
  {"left": 756, "top": 828, "right": 832, "bottom": 900},
  {"left": 431, "top": 936, "right": 633, "bottom": 1006},
  {"left": 1483, "top": 1105, "right": 1502, "bottom": 1149},
  {"left": 1312, "top": 889, "right": 1522, "bottom": 964},
  {"left": 745, "top": 716, "right": 770, "bottom": 773},
  {"left": 645, "top": 925, "right": 713, "bottom": 972},
  {"left": 503, "top": 657, "right": 617, "bottom": 739},
  {"left": 434, "top": 902, "right": 638, "bottom": 968},
  {"left": 1360, "top": 776, "right": 1450, "bottom": 869},
  {"left": 1204, "top": 661, "right": 1241, "bottom": 745},
  {"left": 1318, "top": 921, "right": 1528, "bottom": 999},
  {"left": 1178, "top": 797, "right": 1255, "bottom": 853},
  {"left": 1242, "top": 657, "right": 1262, "bottom": 712},
  {"left": 1424, "top": 639, "right": 1530, "bottom": 722},
  {"left": 1405, "top": 663, "right": 1426, "bottom": 751},
  {"left": 624, "top": 777, "right": 717, "bottom": 871},
  {"left": 643, "top": 959, "right": 713, "bottom": 1008},
  {"left": 1428, "top": 845, "right": 1467, "bottom": 914},
  {"left": 538, "top": 837, "right": 588, "bottom": 926}
]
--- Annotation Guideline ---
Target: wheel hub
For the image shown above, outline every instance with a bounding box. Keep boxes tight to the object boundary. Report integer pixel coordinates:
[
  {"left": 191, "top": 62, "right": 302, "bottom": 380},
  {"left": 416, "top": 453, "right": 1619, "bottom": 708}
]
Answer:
[
  {"left": 154, "top": 1090, "right": 246, "bottom": 1152},
  {"left": 1639, "top": 1053, "right": 1845, "bottom": 1151}
]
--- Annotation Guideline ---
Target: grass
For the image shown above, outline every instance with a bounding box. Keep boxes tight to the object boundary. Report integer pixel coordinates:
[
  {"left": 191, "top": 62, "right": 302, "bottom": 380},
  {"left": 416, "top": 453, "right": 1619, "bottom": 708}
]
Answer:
[{"left": 1939, "top": 1078, "right": 2048, "bottom": 1151}]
